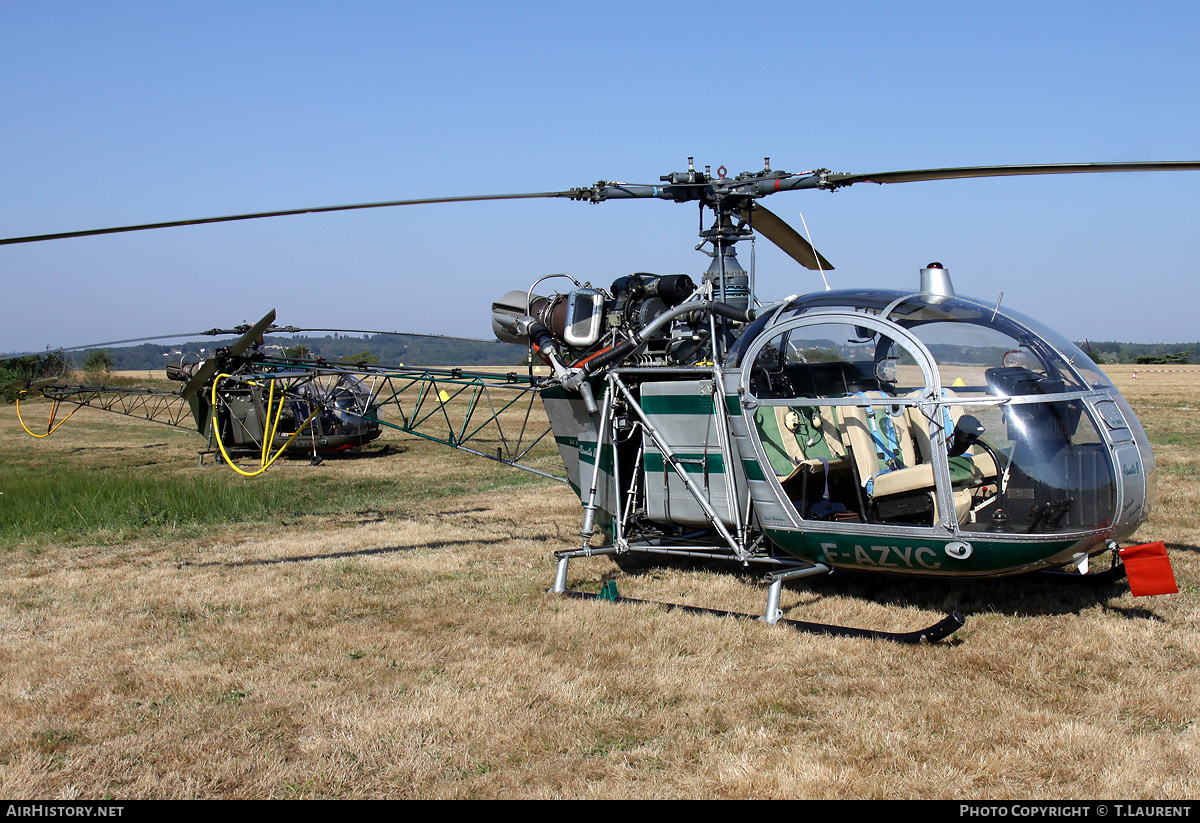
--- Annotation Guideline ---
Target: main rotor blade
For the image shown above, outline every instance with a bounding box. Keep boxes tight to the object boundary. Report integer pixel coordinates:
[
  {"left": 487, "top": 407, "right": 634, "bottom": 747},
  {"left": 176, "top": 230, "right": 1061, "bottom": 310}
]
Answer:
[
  {"left": 0, "top": 191, "right": 578, "bottom": 246},
  {"left": 180, "top": 309, "right": 276, "bottom": 400},
  {"left": 272, "top": 327, "right": 501, "bottom": 344},
  {"left": 2, "top": 329, "right": 230, "bottom": 361},
  {"left": 227, "top": 309, "right": 276, "bottom": 358},
  {"left": 740, "top": 205, "right": 834, "bottom": 271},
  {"left": 822, "top": 161, "right": 1200, "bottom": 189}
]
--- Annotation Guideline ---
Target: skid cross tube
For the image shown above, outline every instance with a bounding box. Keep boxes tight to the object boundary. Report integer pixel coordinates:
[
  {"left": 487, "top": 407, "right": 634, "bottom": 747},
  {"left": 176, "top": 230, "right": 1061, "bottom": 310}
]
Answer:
[{"left": 551, "top": 546, "right": 964, "bottom": 642}]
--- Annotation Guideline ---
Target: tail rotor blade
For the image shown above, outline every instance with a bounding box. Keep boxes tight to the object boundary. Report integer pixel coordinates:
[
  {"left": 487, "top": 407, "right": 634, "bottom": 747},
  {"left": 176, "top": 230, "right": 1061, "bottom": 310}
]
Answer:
[{"left": 178, "top": 359, "right": 221, "bottom": 402}]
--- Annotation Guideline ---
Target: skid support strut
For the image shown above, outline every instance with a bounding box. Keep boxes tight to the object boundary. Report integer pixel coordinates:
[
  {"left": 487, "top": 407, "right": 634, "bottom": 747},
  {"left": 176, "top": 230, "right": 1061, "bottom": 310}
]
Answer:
[
  {"left": 762, "top": 563, "right": 832, "bottom": 624},
  {"left": 552, "top": 545, "right": 619, "bottom": 593}
]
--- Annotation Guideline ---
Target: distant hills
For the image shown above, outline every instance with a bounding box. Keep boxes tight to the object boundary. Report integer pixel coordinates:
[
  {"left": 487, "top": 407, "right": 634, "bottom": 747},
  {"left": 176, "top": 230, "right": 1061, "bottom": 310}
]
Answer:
[
  {"left": 55, "top": 333, "right": 528, "bottom": 372},
  {"left": 6, "top": 334, "right": 1198, "bottom": 375}
]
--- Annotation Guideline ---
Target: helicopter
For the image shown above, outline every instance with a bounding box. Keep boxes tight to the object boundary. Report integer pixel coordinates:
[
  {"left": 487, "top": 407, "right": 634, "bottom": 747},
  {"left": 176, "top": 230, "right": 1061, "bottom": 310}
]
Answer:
[
  {"left": 4, "top": 313, "right": 563, "bottom": 477},
  {"left": 5, "top": 312, "right": 386, "bottom": 471},
  {"left": 4, "top": 158, "right": 1194, "bottom": 642}
]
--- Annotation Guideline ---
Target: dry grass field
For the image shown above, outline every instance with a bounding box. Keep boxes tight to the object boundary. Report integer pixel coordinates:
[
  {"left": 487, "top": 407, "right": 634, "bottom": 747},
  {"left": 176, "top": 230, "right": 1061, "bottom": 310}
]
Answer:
[{"left": 1, "top": 364, "right": 1197, "bottom": 799}]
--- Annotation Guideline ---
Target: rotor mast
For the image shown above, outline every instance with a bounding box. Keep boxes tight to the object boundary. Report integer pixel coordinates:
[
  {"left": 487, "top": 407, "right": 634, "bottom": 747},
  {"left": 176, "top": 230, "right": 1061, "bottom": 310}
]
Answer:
[
  {"left": 578, "top": 157, "right": 795, "bottom": 359},
  {"left": 696, "top": 164, "right": 755, "bottom": 360}
]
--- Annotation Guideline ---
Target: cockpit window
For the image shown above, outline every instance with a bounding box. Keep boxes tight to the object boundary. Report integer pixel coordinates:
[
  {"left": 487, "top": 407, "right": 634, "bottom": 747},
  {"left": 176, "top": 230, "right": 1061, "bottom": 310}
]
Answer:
[
  {"left": 731, "top": 291, "right": 1111, "bottom": 391},
  {"left": 893, "top": 314, "right": 1087, "bottom": 396},
  {"left": 742, "top": 312, "right": 1119, "bottom": 534},
  {"left": 747, "top": 321, "right": 939, "bottom": 527},
  {"left": 994, "top": 304, "right": 1115, "bottom": 390},
  {"left": 749, "top": 322, "right": 925, "bottom": 399}
]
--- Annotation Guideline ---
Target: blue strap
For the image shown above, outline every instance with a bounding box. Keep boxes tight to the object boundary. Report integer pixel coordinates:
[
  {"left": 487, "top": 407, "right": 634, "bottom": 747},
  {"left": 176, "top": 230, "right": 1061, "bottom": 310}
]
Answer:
[
  {"left": 940, "top": 406, "right": 954, "bottom": 440},
  {"left": 852, "top": 392, "right": 902, "bottom": 470}
]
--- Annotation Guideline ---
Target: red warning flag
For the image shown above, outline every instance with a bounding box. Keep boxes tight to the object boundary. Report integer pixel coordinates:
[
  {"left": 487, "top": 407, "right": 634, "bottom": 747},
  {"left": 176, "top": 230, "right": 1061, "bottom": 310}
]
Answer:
[{"left": 1119, "top": 542, "right": 1178, "bottom": 597}]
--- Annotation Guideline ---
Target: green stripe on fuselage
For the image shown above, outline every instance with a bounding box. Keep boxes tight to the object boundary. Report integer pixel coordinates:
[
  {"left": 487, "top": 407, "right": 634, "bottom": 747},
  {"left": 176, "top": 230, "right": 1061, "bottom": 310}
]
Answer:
[
  {"left": 741, "top": 458, "right": 766, "bottom": 481},
  {"left": 559, "top": 436, "right": 615, "bottom": 475}
]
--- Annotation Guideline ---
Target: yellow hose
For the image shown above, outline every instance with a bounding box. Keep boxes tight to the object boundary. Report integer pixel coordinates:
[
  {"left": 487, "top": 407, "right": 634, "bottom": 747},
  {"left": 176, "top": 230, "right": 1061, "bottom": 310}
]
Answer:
[
  {"left": 260, "top": 379, "right": 285, "bottom": 468},
  {"left": 15, "top": 391, "right": 80, "bottom": 438},
  {"left": 211, "top": 374, "right": 320, "bottom": 477}
]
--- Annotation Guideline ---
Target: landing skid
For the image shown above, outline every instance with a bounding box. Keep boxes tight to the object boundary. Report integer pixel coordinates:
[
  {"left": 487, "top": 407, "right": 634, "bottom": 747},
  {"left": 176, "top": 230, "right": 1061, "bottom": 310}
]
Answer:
[
  {"left": 557, "top": 588, "right": 965, "bottom": 643},
  {"left": 1033, "top": 555, "right": 1128, "bottom": 587},
  {"left": 550, "top": 544, "right": 966, "bottom": 644},
  {"left": 197, "top": 442, "right": 391, "bottom": 466}
]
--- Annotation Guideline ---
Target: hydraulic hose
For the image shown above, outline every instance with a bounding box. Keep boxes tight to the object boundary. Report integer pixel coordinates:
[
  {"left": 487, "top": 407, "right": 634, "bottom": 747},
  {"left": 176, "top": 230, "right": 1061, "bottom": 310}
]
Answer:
[
  {"left": 211, "top": 374, "right": 321, "bottom": 477},
  {"left": 15, "top": 391, "right": 80, "bottom": 437},
  {"left": 578, "top": 299, "right": 756, "bottom": 378}
]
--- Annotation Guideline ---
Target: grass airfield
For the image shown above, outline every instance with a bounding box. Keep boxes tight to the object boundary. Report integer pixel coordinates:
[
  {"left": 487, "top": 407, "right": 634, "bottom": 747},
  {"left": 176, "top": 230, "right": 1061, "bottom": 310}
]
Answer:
[{"left": 0, "top": 364, "right": 1197, "bottom": 799}]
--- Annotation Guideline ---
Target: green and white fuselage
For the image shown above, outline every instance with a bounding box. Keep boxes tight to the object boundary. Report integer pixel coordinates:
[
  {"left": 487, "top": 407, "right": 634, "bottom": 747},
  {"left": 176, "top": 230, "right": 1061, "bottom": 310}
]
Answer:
[{"left": 542, "top": 288, "right": 1153, "bottom": 578}]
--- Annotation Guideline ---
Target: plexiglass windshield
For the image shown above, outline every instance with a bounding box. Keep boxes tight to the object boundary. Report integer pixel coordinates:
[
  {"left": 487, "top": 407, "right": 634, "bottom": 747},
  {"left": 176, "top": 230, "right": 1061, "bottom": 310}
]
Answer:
[{"left": 741, "top": 304, "right": 1119, "bottom": 535}]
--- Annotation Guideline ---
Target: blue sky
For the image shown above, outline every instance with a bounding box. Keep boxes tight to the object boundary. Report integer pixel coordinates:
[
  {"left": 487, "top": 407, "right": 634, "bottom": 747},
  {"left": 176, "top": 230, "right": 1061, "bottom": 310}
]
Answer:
[{"left": 3, "top": 1, "right": 1199, "bottom": 353}]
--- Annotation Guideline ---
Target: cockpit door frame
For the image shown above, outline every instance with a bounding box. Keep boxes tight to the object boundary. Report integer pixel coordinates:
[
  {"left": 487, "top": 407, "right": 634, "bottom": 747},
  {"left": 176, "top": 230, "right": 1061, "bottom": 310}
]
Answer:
[{"left": 737, "top": 309, "right": 966, "bottom": 536}]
